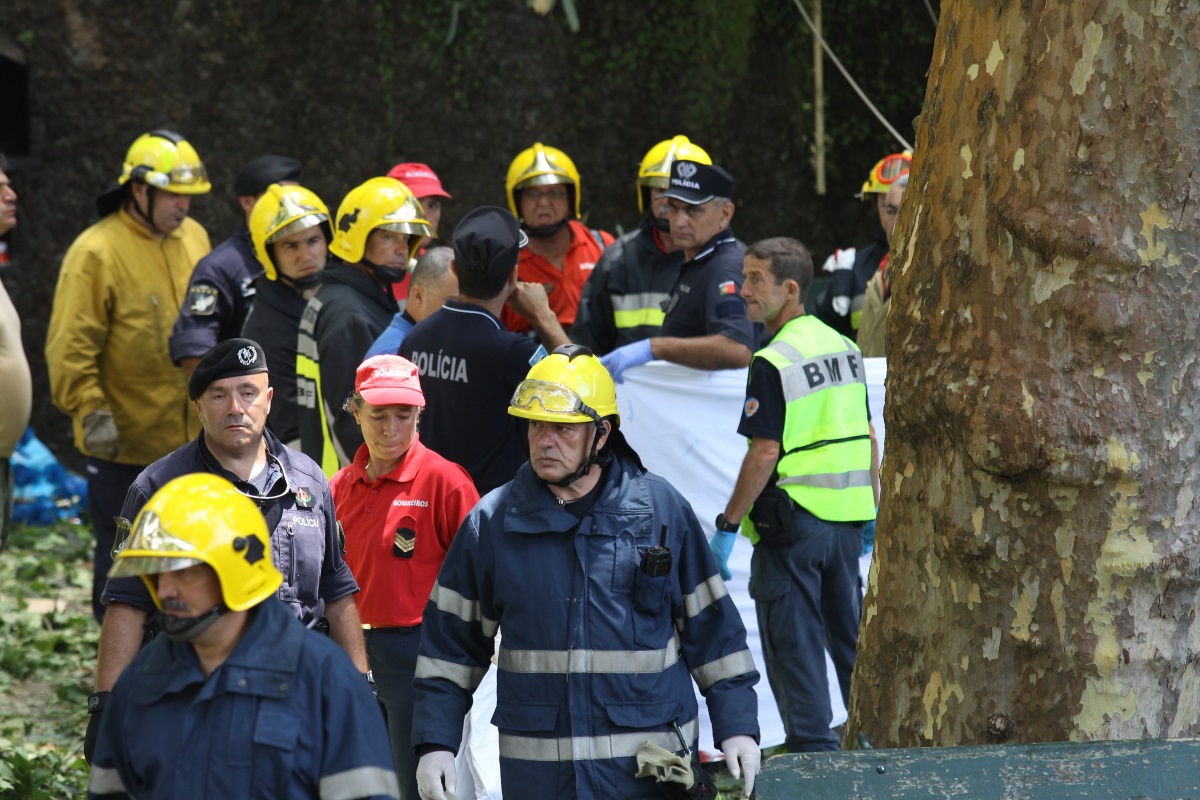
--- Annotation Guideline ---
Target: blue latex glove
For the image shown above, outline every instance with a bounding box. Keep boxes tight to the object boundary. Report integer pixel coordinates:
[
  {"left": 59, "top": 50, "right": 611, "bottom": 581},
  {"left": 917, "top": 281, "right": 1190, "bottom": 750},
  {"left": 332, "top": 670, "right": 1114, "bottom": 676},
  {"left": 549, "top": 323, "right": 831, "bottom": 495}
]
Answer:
[
  {"left": 599, "top": 339, "right": 653, "bottom": 383},
  {"left": 709, "top": 529, "right": 736, "bottom": 581}
]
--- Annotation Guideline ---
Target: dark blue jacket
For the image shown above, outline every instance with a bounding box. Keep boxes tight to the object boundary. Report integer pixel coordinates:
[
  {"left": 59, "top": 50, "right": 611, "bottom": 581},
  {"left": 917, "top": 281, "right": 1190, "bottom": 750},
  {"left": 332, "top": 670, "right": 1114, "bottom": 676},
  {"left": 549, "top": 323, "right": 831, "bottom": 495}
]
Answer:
[
  {"left": 570, "top": 220, "right": 684, "bottom": 355},
  {"left": 87, "top": 596, "right": 398, "bottom": 799},
  {"left": 169, "top": 224, "right": 259, "bottom": 364},
  {"left": 242, "top": 276, "right": 311, "bottom": 445},
  {"left": 412, "top": 450, "right": 759, "bottom": 799},
  {"left": 102, "top": 430, "right": 358, "bottom": 626}
]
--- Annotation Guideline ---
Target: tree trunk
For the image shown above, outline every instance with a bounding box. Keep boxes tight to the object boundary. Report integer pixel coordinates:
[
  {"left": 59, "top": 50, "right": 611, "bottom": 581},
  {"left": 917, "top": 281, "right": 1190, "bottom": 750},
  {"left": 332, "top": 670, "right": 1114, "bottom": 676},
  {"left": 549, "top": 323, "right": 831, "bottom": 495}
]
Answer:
[{"left": 847, "top": 0, "right": 1200, "bottom": 747}]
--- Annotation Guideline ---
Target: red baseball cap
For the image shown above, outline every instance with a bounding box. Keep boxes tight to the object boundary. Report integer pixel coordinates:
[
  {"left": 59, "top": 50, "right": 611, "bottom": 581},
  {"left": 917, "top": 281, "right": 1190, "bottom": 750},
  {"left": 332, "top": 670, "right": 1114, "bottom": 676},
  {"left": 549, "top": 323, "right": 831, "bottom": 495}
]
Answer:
[
  {"left": 386, "top": 163, "right": 451, "bottom": 200},
  {"left": 355, "top": 355, "right": 425, "bottom": 407}
]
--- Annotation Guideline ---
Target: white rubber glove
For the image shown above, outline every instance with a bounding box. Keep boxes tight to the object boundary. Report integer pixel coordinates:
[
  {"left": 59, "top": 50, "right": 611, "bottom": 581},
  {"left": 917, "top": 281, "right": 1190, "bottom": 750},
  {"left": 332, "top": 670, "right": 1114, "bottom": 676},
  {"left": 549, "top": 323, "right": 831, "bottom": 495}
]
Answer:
[
  {"left": 831, "top": 295, "right": 851, "bottom": 317},
  {"left": 821, "top": 247, "right": 856, "bottom": 273},
  {"left": 416, "top": 750, "right": 457, "bottom": 800},
  {"left": 720, "top": 735, "right": 760, "bottom": 799},
  {"left": 83, "top": 410, "right": 120, "bottom": 460}
]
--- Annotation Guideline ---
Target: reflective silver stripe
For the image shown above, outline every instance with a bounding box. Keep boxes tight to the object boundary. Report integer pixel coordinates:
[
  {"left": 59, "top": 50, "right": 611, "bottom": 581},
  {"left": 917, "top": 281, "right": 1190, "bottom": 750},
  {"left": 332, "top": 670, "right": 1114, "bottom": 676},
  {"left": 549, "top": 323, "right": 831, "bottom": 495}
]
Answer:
[
  {"left": 87, "top": 766, "right": 129, "bottom": 795},
  {"left": 415, "top": 655, "right": 488, "bottom": 691},
  {"left": 320, "top": 766, "right": 400, "bottom": 800},
  {"left": 429, "top": 581, "right": 499, "bottom": 637},
  {"left": 612, "top": 292, "right": 671, "bottom": 311},
  {"left": 683, "top": 575, "right": 728, "bottom": 620},
  {"left": 691, "top": 649, "right": 757, "bottom": 690},
  {"left": 499, "top": 635, "right": 680, "bottom": 674},
  {"left": 499, "top": 718, "right": 699, "bottom": 762},
  {"left": 778, "top": 469, "right": 874, "bottom": 490},
  {"left": 770, "top": 343, "right": 865, "bottom": 403}
]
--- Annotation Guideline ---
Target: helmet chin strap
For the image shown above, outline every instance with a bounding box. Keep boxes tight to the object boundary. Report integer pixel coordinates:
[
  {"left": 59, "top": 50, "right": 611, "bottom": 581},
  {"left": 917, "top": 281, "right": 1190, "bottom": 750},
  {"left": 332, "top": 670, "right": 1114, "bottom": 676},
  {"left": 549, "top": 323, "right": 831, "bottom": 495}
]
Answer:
[
  {"left": 361, "top": 256, "right": 408, "bottom": 286},
  {"left": 130, "top": 186, "right": 164, "bottom": 235},
  {"left": 280, "top": 272, "right": 322, "bottom": 292},
  {"left": 154, "top": 605, "right": 227, "bottom": 642},
  {"left": 546, "top": 421, "right": 612, "bottom": 489},
  {"left": 522, "top": 219, "right": 569, "bottom": 239}
]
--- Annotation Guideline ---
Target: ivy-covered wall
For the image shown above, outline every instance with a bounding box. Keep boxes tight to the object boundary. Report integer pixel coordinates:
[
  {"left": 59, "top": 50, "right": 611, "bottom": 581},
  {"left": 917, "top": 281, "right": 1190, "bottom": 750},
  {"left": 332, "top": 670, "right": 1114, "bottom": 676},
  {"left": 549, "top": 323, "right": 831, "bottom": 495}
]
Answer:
[{"left": 4, "top": 0, "right": 937, "bottom": 464}]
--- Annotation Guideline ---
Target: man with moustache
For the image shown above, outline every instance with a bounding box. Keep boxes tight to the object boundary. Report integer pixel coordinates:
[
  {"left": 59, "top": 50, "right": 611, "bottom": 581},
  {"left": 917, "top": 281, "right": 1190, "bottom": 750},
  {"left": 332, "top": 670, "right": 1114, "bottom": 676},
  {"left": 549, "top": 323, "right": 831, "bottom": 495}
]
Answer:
[
  {"left": 85, "top": 339, "right": 367, "bottom": 764},
  {"left": 86, "top": 473, "right": 397, "bottom": 800}
]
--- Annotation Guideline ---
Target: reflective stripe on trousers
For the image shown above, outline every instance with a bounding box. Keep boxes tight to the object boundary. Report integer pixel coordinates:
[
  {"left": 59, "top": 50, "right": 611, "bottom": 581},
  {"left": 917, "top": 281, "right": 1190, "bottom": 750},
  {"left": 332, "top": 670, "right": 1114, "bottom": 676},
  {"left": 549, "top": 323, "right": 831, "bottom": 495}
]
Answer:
[
  {"left": 497, "top": 634, "right": 680, "bottom": 674},
  {"left": 498, "top": 718, "right": 699, "bottom": 762}
]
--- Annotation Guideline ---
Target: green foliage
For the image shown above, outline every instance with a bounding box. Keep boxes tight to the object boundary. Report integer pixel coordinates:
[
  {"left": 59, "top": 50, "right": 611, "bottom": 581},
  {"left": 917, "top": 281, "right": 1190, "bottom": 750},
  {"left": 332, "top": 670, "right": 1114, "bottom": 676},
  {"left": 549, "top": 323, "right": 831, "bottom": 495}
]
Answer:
[
  {"left": 0, "top": 524, "right": 97, "bottom": 799},
  {"left": 0, "top": 740, "right": 88, "bottom": 800}
]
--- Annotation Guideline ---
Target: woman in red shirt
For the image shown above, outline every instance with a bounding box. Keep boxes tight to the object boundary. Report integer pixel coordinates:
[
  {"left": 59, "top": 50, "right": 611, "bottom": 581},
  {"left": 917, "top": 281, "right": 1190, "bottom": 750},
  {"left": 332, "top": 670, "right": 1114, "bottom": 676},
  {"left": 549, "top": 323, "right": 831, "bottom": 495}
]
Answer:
[{"left": 331, "top": 354, "right": 479, "bottom": 799}]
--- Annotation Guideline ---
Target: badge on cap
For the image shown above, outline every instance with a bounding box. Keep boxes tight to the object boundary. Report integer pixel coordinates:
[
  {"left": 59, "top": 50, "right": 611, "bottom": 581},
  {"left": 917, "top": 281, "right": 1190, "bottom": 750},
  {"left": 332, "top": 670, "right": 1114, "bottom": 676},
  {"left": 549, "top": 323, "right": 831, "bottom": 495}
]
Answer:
[
  {"left": 187, "top": 284, "right": 219, "bottom": 316},
  {"left": 295, "top": 487, "right": 314, "bottom": 508}
]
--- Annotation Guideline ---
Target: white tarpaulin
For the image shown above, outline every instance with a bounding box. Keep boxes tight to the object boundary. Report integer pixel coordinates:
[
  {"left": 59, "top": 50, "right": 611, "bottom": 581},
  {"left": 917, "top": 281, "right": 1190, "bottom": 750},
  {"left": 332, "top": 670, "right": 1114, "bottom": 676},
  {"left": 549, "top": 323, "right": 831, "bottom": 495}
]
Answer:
[{"left": 456, "top": 357, "right": 888, "bottom": 791}]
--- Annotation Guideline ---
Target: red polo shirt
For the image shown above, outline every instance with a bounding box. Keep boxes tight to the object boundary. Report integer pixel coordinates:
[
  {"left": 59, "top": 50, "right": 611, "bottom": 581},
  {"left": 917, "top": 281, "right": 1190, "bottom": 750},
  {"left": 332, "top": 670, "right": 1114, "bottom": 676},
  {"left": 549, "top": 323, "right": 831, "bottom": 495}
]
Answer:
[
  {"left": 501, "top": 219, "right": 614, "bottom": 335},
  {"left": 331, "top": 436, "right": 479, "bottom": 627}
]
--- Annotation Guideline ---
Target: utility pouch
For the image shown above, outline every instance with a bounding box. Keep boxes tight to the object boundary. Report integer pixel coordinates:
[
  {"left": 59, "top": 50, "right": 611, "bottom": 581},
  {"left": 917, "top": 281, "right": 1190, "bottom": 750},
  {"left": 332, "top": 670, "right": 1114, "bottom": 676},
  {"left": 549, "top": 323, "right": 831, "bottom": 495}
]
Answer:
[{"left": 749, "top": 482, "right": 800, "bottom": 549}]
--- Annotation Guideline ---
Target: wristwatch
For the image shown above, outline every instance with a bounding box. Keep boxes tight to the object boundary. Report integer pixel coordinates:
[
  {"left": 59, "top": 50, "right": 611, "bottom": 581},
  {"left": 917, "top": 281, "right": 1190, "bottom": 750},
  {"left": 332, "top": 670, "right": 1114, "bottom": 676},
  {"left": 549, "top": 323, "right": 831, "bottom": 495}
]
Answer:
[{"left": 715, "top": 513, "right": 740, "bottom": 533}]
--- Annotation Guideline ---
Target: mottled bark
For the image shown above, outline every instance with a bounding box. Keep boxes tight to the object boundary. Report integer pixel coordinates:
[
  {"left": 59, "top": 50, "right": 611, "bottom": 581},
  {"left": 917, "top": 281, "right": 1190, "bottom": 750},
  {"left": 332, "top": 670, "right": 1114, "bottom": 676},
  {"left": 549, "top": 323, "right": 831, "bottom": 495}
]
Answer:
[{"left": 848, "top": 0, "right": 1200, "bottom": 747}]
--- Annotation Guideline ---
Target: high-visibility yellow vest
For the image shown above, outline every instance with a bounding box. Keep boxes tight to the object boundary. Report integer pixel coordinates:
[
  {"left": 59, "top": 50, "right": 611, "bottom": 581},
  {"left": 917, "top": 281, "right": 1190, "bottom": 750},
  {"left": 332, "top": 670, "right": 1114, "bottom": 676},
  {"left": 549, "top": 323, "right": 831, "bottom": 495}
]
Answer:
[
  {"left": 296, "top": 297, "right": 342, "bottom": 477},
  {"left": 743, "top": 315, "right": 874, "bottom": 543}
]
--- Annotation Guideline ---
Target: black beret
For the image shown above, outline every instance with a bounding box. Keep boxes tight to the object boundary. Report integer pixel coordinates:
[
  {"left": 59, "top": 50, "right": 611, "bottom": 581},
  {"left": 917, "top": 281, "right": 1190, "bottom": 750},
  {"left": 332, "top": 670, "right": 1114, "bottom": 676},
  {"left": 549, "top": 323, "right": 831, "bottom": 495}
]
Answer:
[
  {"left": 452, "top": 206, "right": 528, "bottom": 277},
  {"left": 233, "top": 155, "right": 303, "bottom": 197},
  {"left": 188, "top": 339, "right": 269, "bottom": 400}
]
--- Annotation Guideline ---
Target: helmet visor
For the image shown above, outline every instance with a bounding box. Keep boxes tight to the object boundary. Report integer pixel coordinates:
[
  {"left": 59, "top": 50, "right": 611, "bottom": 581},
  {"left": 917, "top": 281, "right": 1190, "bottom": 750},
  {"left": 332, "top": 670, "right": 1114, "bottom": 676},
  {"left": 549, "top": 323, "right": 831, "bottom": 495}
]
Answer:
[
  {"left": 108, "top": 508, "right": 200, "bottom": 578},
  {"left": 510, "top": 380, "right": 599, "bottom": 422},
  {"left": 266, "top": 214, "right": 329, "bottom": 245}
]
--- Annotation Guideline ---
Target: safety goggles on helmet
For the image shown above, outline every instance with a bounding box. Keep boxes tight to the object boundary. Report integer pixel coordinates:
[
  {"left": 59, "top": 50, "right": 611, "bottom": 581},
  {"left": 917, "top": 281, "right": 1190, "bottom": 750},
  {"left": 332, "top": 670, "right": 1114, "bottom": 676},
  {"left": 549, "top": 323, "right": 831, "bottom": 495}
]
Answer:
[
  {"left": 874, "top": 153, "right": 911, "bottom": 185},
  {"left": 510, "top": 380, "right": 601, "bottom": 424},
  {"left": 858, "top": 151, "right": 912, "bottom": 198}
]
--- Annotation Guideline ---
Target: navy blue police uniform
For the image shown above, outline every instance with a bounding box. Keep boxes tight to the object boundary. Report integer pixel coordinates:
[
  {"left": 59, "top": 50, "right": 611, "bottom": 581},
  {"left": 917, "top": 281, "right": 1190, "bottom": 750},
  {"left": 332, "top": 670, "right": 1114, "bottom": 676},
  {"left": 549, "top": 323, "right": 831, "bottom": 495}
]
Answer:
[
  {"left": 102, "top": 428, "right": 358, "bottom": 627},
  {"left": 659, "top": 230, "right": 758, "bottom": 349},
  {"left": 168, "top": 224, "right": 258, "bottom": 364},
  {"left": 570, "top": 220, "right": 685, "bottom": 355},
  {"left": 400, "top": 299, "right": 546, "bottom": 496}
]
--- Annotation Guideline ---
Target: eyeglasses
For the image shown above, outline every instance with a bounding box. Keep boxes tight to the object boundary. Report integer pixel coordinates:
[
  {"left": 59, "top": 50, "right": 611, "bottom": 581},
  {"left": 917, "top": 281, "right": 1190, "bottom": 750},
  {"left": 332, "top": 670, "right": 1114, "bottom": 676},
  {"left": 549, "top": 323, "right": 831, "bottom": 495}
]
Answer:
[
  {"left": 522, "top": 186, "right": 569, "bottom": 203},
  {"left": 874, "top": 153, "right": 911, "bottom": 185},
  {"left": 510, "top": 380, "right": 599, "bottom": 422}
]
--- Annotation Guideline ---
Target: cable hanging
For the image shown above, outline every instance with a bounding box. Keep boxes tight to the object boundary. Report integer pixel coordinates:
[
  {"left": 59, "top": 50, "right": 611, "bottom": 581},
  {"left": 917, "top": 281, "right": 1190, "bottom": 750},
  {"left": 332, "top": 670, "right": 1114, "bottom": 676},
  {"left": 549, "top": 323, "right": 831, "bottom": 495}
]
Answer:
[{"left": 790, "top": 0, "right": 914, "bottom": 152}]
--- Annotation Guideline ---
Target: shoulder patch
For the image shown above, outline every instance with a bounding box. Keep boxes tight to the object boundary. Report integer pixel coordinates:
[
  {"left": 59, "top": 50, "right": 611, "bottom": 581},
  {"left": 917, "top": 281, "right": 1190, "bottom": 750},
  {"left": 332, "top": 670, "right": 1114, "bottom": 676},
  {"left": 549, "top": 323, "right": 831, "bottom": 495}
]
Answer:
[
  {"left": 744, "top": 398, "right": 760, "bottom": 417},
  {"left": 529, "top": 344, "right": 549, "bottom": 366},
  {"left": 717, "top": 280, "right": 737, "bottom": 296},
  {"left": 187, "top": 283, "right": 219, "bottom": 316}
]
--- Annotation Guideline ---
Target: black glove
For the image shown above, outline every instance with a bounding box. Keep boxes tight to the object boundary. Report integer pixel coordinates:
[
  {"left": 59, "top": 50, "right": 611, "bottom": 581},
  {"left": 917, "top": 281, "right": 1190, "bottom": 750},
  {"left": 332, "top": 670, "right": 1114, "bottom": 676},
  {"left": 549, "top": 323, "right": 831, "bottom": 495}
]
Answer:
[{"left": 84, "top": 690, "right": 110, "bottom": 765}]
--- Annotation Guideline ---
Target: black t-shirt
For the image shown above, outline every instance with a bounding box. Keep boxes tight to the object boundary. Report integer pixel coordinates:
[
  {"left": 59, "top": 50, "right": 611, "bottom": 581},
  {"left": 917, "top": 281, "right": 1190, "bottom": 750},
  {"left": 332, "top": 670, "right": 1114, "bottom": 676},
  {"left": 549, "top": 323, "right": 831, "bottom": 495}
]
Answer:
[{"left": 400, "top": 299, "right": 547, "bottom": 496}]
